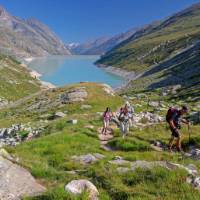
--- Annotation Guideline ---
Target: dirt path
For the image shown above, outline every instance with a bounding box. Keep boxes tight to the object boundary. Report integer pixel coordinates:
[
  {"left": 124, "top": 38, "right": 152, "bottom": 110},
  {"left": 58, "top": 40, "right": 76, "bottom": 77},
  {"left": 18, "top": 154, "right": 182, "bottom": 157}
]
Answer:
[{"left": 97, "top": 126, "right": 116, "bottom": 151}]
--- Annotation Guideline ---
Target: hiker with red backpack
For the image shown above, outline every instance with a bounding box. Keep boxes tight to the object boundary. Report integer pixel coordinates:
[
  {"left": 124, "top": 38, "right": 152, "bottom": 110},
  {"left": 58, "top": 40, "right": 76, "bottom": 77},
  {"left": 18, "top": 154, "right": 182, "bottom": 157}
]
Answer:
[{"left": 166, "top": 105, "right": 190, "bottom": 152}]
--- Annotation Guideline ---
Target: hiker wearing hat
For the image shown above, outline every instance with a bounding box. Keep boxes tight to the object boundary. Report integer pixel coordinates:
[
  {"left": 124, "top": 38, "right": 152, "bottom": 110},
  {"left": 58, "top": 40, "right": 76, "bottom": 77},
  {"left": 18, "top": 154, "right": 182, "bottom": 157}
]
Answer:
[{"left": 166, "top": 105, "right": 190, "bottom": 152}]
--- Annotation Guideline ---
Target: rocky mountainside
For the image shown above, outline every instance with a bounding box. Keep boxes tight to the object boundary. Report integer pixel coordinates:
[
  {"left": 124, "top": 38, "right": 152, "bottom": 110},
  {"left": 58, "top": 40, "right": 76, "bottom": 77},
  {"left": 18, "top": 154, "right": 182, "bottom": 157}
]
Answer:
[
  {"left": 123, "top": 40, "right": 200, "bottom": 101},
  {"left": 96, "top": 3, "right": 200, "bottom": 72},
  {"left": 0, "top": 54, "right": 41, "bottom": 104},
  {"left": 70, "top": 27, "right": 139, "bottom": 55},
  {"left": 0, "top": 6, "right": 70, "bottom": 58}
]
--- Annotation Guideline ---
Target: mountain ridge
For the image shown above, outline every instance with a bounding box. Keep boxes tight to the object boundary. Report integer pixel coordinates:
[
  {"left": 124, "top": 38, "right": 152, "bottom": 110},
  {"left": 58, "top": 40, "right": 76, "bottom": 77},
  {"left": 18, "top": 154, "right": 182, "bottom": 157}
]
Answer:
[
  {"left": 96, "top": 2, "right": 200, "bottom": 72},
  {"left": 0, "top": 6, "right": 70, "bottom": 58}
]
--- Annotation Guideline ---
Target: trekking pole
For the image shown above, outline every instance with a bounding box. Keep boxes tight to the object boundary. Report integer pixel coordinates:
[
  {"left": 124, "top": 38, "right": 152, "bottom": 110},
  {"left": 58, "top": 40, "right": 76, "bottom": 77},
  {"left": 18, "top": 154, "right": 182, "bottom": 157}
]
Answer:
[{"left": 188, "top": 123, "right": 191, "bottom": 145}]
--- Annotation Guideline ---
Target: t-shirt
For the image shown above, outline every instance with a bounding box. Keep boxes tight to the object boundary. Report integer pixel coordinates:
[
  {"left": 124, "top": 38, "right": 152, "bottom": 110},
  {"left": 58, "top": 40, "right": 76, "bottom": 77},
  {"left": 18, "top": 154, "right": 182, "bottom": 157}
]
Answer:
[
  {"left": 171, "top": 111, "right": 182, "bottom": 127},
  {"left": 103, "top": 112, "right": 112, "bottom": 121}
]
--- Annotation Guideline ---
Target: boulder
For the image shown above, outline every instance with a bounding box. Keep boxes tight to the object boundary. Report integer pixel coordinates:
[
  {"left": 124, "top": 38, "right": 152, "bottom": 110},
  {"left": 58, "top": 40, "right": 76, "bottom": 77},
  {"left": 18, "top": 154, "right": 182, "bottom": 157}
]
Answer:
[
  {"left": 65, "top": 179, "right": 99, "bottom": 200},
  {"left": 0, "top": 156, "right": 46, "bottom": 200}
]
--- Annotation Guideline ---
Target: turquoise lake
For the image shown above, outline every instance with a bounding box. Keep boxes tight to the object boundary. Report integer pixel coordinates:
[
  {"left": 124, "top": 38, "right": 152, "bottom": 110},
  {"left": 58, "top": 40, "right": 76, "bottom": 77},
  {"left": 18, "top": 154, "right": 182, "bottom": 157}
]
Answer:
[{"left": 28, "top": 55, "right": 124, "bottom": 87}]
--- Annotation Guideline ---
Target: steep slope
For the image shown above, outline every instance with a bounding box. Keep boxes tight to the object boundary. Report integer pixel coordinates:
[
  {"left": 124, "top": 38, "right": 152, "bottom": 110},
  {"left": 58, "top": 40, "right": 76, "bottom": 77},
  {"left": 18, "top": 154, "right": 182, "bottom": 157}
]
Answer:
[
  {"left": 123, "top": 40, "right": 200, "bottom": 102},
  {"left": 0, "top": 54, "right": 41, "bottom": 102},
  {"left": 70, "top": 28, "right": 139, "bottom": 55},
  {"left": 96, "top": 3, "right": 200, "bottom": 72},
  {"left": 0, "top": 6, "right": 70, "bottom": 58}
]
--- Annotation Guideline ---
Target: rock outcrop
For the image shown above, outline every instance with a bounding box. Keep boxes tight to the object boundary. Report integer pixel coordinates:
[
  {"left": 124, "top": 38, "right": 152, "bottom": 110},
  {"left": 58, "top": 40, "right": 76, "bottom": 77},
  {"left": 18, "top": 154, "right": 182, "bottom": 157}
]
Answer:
[
  {"left": 60, "top": 87, "right": 88, "bottom": 103},
  {"left": 0, "top": 155, "right": 46, "bottom": 200}
]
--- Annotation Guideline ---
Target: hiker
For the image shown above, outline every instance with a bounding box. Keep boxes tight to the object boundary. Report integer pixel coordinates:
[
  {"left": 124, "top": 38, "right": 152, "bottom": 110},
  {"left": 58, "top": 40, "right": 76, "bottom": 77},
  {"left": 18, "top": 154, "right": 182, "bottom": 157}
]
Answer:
[
  {"left": 166, "top": 105, "right": 190, "bottom": 152},
  {"left": 101, "top": 107, "right": 113, "bottom": 135},
  {"left": 118, "top": 104, "right": 130, "bottom": 138},
  {"left": 126, "top": 101, "right": 135, "bottom": 127}
]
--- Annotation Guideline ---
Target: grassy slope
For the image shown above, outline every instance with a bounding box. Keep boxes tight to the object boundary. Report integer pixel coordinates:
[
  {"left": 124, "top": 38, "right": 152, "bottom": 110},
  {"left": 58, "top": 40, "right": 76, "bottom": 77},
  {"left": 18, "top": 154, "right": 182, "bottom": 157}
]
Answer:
[
  {"left": 0, "top": 82, "right": 123, "bottom": 128},
  {"left": 122, "top": 40, "right": 200, "bottom": 102},
  {"left": 0, "top": 54, "right": 41, "bottom": 101},
  {"left": 1, "top": 82, "right": 199, "bottom": 200},
  {"left": 96, "top": 3, "right": 200, "bottom": 72}
]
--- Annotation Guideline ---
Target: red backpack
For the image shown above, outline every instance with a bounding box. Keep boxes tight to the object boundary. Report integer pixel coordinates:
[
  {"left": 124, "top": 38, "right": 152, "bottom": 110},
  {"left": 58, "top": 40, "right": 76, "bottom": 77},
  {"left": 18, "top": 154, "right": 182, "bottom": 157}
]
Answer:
[{"left": 166, "top": 107, "right": 178, "bottom": 123}]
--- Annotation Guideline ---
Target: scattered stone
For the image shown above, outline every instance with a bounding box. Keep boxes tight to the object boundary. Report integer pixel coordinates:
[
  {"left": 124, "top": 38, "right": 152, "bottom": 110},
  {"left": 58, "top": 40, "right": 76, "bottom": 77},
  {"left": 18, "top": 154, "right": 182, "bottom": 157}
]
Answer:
[
  {"left": 132, "top": 112, "right": 164, "bottom": 124},
  {"left": 0, "top": 123, "right": 45, "bottom": 147},
  {"left": 188, "top": 148, "right": 200, "bottom": 160},
  {"left": 149, "top": 101, "right": 159, "bottom": 107},
  {"left": 189, "top": 112, "right": 200, "bottom": 124},
  {"left": 65, "top": 179, "right": 99, "bottom": 200},
  {"left": 0, "top": 156, "right": 46, "bottom": 200},
  {"left": 72, "top": 153, "right": 105, "bottom": 165},
  {"left": 54, "top": 111, "right": 66, "bottom": 118},
  {"left": 109, "top": 156, "right": 131, "bottom": 165},
  {"left": 68, "top": 119, "right": 78, "bottom": 125},
  {"left": 171, "top": 84, "right": 181, "bottom": 94},
  {"left": 192, "top": 177, "right": 200, "bottom": 188},
  {"left": 81, "top": 105, "right": 92, "bottom": 109}
]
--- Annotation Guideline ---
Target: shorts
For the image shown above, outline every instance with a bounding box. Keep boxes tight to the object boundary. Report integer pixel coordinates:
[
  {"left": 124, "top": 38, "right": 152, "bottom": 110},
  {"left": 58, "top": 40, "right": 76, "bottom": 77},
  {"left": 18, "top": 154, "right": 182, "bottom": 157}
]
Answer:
[{"left": 170, "top": 127, "right": 180, "bottom": 138}]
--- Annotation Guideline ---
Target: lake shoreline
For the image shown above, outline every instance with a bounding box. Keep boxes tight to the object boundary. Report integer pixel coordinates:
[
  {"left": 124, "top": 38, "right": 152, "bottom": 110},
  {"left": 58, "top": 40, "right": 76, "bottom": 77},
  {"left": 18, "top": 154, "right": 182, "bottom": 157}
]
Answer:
[
  {"left": 96, "top": 64, "right": 143, "bottom": 91},
  {"left": 22, "top": 57, "right": 57, "bottom": 89},
  {"left": 24, "top": 55, "right": 128, "bottom": 90}
]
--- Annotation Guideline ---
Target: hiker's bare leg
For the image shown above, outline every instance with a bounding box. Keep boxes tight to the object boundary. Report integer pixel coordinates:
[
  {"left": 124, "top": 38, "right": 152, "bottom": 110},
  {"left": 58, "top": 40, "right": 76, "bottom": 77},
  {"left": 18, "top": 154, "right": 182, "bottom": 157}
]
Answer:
[
  {"left": 176, "top": 137, "right": 182, "bottom": 151},
  {"left": 168, "top": 136, "right": 174, "bottom": 151},
  {"left": 102, "top": 121, "right": 106, "bottom": 134}
]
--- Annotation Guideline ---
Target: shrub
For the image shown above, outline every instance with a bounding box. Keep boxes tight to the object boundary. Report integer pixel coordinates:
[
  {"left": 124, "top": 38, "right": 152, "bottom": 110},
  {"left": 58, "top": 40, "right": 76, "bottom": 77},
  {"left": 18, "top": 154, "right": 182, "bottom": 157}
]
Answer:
[{"left": 18, "top": 130, "right": 29, "bottom": 140}]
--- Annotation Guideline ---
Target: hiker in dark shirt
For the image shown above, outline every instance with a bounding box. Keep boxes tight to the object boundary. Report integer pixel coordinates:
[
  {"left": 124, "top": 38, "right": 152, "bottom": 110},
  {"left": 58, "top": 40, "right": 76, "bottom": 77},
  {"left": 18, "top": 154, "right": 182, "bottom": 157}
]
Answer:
[{"left": 167, "top": 106, "right": 190, "bottom": 152}]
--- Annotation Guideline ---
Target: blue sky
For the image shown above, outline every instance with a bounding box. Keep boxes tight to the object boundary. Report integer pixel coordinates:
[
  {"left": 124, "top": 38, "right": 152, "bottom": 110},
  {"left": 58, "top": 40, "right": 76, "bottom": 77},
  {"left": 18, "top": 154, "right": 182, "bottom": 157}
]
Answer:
[{"left": 0, "top": 0, "right": 200, "bottom": 43}]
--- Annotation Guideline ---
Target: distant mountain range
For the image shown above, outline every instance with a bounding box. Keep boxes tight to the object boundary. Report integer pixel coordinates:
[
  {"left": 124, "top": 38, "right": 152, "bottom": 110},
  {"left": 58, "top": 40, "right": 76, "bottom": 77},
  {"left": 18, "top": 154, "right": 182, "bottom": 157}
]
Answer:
[
  {"left": 96, "top": 3, "right": 200, "bottom": 72},
  {"left": 68, "top": 28, "right": 140, "bottom": 55},
  {"left": 96, "top": 2, "right": 200, "bottom": 97},
  {"left": 0, "top": 6, "right": 70, "bottom": 58}
]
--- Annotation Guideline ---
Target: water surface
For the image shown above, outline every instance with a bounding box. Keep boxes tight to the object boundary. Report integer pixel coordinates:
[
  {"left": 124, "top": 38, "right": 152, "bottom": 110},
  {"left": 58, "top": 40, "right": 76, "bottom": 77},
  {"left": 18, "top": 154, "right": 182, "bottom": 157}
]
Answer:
[{"left": 28, "top": 55, "right": 124, "bottom": 87}]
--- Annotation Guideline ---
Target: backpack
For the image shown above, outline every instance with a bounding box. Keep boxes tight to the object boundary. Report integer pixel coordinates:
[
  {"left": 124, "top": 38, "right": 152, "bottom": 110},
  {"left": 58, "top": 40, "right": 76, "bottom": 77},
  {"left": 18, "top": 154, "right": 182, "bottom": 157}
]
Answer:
[{"left": 166, "top": 107, "right": 178, "bottom": 123}]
